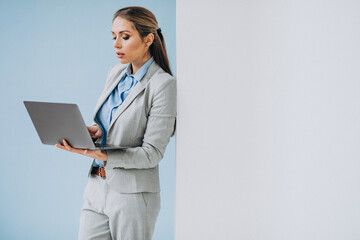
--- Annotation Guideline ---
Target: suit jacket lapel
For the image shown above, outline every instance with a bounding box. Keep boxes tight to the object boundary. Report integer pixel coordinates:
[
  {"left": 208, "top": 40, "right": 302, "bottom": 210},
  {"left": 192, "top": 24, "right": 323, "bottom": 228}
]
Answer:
[
  {"left": 108, "top": 61, "right": 159, "bottom": 130},
  {"left": 92, "top": 65, "right": 127, "bottom": 121}
]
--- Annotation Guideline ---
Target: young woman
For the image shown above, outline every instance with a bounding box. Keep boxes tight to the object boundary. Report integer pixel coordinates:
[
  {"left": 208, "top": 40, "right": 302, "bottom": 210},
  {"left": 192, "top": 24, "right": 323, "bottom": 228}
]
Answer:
[{"left": 55, "top": 6, "right": 176, "bottom": 240}]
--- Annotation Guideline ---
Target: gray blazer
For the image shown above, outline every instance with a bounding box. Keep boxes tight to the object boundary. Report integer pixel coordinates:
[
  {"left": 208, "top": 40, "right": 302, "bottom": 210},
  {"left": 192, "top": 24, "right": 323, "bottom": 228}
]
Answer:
[{"left": 89, "top": 61, "right": 176, "bottom": 193}]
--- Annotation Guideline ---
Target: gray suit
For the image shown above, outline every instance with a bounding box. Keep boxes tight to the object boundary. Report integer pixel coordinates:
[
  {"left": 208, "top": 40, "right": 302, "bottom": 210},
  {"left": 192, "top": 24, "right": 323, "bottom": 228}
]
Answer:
[{"left": 79, "top": 61, "right": 176, "bottom": 240}]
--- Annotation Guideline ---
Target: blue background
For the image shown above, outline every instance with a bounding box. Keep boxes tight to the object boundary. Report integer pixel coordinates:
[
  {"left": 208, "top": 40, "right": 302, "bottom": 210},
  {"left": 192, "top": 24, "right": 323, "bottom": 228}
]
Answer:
[{"left": 0, "top": 0, "right": 175, "bottom": 239}]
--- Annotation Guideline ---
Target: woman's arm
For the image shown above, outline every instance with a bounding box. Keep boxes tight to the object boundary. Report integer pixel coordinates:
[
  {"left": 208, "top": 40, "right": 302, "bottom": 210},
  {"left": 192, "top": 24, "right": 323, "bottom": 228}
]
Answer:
[
  {"left": 55, "top": 75, "right": 176, "bottom": 167},
  {"left": 106, "top": 77, "right": 176, "bottom": 169}
]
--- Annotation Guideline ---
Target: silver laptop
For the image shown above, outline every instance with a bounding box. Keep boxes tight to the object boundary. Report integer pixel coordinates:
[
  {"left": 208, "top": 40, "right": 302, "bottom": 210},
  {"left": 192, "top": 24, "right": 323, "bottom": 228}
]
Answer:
[{"left": 24, "top": 101, "right": 128, "bottom": 150}]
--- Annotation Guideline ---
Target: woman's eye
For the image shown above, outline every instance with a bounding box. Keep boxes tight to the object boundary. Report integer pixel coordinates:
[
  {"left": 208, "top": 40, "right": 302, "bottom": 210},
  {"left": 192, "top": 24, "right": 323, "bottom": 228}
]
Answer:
[{"left": 112, "top": 35, "right": 129, "bottom": 40}]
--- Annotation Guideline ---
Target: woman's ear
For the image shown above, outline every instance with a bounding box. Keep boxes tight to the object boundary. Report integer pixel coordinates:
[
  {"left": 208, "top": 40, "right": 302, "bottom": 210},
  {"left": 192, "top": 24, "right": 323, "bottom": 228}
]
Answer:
[{"left": 145, "top": 33, "right": 155, "bottom": 47}]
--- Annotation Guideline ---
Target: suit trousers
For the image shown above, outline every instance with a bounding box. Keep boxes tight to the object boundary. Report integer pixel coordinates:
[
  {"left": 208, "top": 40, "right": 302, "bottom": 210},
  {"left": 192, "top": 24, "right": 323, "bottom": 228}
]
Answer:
[{"left": 78, "top": 174, "right": 160, "bottom": 240}]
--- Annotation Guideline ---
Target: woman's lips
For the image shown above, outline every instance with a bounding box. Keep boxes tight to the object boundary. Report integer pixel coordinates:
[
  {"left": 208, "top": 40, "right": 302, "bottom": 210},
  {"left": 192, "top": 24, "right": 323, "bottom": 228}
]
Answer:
[{"left": 116, "top": 52, "right": 125, "bottom": 58}]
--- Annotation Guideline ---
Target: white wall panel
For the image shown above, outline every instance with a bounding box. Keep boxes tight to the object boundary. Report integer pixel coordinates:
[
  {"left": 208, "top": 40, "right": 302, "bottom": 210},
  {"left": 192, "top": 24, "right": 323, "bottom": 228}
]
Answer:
[{"left": 176, "top": 0, "right": 360, "bottom": 239}]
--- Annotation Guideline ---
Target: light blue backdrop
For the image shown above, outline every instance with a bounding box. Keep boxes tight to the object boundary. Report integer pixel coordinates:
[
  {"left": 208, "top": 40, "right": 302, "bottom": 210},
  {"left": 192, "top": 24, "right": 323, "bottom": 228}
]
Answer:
[{"left": 0, "top": 0, "right": 175, "bottom": 239}]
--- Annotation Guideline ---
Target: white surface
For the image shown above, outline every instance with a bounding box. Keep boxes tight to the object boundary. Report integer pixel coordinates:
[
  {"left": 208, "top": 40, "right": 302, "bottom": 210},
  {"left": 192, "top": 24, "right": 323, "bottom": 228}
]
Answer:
[{"left": 176, "top": 0, "right": 360, "bottom": 239}]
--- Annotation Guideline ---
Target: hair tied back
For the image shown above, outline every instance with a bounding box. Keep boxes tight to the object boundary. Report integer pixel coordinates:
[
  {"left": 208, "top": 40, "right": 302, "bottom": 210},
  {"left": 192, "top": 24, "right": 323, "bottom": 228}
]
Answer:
[{"left": 113, "top": 7, "right": 172, "bottom": 75}]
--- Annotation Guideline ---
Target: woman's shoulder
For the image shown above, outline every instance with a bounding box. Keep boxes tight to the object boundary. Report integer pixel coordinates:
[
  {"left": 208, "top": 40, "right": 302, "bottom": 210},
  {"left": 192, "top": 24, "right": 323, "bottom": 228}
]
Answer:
[
  {"left": 108, "top": 63, "right": 128, "bottom": 76},
  {"left": 148, "top": 62, "right": 176, "bottom": 86},
  {"left": 145, "top": 64, "right": 176, "bottom": 98},
  {"left": 105, "top": 63, "right": 128, "bottom": 84}
]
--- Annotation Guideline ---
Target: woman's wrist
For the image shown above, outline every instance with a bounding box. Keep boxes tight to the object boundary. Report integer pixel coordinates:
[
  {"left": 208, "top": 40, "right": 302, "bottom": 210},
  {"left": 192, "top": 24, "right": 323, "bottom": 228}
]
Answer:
[{"left": 100, "top": 150, "right": 108, "bottom": 161}]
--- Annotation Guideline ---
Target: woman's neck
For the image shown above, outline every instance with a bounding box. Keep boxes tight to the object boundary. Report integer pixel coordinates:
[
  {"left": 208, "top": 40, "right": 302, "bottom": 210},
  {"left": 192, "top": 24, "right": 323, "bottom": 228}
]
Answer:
[{"left": 131, "top": 53, "right": 152, "bottom": 74}]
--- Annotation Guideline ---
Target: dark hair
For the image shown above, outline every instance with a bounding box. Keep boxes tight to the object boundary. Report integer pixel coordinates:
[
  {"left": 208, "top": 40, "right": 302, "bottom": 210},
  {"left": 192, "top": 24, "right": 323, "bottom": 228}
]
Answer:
[{"left": 113, "top": 6, "right": 172, "bottom": 76}]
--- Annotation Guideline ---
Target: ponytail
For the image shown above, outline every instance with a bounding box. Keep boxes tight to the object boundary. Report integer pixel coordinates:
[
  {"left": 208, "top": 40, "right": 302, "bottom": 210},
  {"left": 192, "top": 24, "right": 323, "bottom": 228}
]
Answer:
[{"left": 150, "top": 28, "right": 172, "bottom": 75}]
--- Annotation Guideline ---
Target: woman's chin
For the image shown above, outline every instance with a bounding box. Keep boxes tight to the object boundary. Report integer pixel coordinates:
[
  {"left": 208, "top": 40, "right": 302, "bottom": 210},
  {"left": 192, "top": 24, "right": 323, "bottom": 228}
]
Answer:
[{"left": 118, "top": 58, "right": 129, "bottom": 64}]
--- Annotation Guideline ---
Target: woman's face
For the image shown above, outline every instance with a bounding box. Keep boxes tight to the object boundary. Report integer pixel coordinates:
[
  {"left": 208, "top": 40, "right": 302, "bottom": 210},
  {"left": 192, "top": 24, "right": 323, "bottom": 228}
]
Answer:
[{"left": 111, "top": 17, "right": 150, "bottom": 66}]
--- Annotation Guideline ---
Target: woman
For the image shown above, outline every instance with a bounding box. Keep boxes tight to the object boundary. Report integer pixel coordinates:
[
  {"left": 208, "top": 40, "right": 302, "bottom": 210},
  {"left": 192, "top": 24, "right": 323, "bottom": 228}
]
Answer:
[{"left": 55, "top": 6, "right": 176, "bottom": 240}]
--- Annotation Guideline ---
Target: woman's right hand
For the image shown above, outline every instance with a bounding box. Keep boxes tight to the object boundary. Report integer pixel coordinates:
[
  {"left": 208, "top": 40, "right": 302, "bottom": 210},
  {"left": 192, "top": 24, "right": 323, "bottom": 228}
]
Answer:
[{"left": 87, "top": 125, "right": 102, "bottom": 139}]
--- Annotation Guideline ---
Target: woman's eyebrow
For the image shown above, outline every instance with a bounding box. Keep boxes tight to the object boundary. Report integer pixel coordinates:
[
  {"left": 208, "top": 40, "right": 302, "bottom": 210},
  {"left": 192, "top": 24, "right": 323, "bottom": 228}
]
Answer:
[{"left": 111, "top": 30, "right": 131, "bottom": 34}]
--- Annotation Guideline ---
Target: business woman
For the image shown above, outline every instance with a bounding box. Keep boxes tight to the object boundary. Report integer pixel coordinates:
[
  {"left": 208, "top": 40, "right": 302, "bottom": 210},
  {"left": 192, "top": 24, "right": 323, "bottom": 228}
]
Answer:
[{"left": 55, "top": 6, "right": 176, "bottom": 240}]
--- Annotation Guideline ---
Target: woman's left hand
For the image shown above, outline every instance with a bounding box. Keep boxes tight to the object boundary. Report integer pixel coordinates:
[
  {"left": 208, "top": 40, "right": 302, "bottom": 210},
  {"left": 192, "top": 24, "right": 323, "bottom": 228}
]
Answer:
[{"left": 55, "top": 139, "right": 107, "bottom": 161}]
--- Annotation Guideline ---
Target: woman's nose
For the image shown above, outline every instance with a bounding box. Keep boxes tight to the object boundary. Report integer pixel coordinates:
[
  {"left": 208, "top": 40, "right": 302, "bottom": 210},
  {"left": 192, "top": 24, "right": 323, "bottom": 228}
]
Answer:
[{"left": 113, "top": 38, "right": 122, "bottom": 48}]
